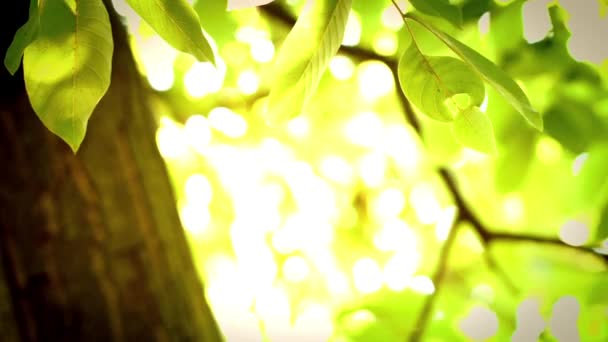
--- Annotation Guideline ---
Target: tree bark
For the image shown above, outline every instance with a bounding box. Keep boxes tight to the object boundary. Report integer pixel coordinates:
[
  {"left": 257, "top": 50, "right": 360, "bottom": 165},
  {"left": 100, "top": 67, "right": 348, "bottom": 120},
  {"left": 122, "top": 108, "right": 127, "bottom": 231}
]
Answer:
[{"left": 0, "top": 1, "right": 222, "bottom": 341}]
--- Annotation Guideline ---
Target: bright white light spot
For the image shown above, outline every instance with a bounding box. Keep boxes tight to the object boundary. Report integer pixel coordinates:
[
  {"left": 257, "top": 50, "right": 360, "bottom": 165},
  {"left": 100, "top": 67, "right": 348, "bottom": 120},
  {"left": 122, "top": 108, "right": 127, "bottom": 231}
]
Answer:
[
  {"left": 523, "top": 0, "right": 552, "bottom": 43},
  {"left": 373, "top": 31, "right": 398, "bottom": 56},
  {"left": 381, "top": 5, "right": 404, "bottom": 31},
  {"left": 478, "top": 12, "right": 490, "bottom": 35},
  {"left": 502, "top": 193, "right": 524, "bottom": 224},
  {"left": 373, "top": 218, "right": 417, "bottom": 252},
  {"left": 372, "top": 188, "right": 406, "bottom": 220},
  {"left": 329, "top": 55, "right": 355, "bottom": 81},
  {"left": 208, "top": 107, "right": 248, "bottom": 138},
  {"left": 283, "top": 256, "right": 310, "bottom": 283},
  {"left": 180, "top": 203, "right": 211, "bottom": 234},
  {"left": 185, "top": 174, "right": 213, "bottom": 205},
  {"left": 383, "top": 251, "right": 419, "bottom": 291},
  {"left": 320, "top": 155, "right": 354, "bottom": 185},
  {"left": 435, "top": 206, "right": 457, "bottom": 241},
  {"left": 381, "top": 125, "right": 420, "bottom": 171},
  {"left": 184, "top": 62, "right": 224, "bottom": 98},
  {"left": 327, "top": 273, "right": 350, "bottom": 295},
  {"left": 410, "top": 183, "right": 442, "bottom": 225},
  {"left": 147, "top": 64, "right": 174, "bottom": 91},
  {"left": 353, "top": 258, "right": 383, "bottom": 294},
  {"left": 250, "top": 38, "right": 275, "bottom": 63},
  {"left": 559, "top": 220, "right": 589, "bottom": 246},
  {"left": 536, "top": 136, "right": 562, "bottom": 164},
  {"left": 459, "top": 306, "right": 499, "bottom": 340},
  {"left": 549, "top": 296, "right": 581, "bottom": 342},
  {"left": 357, "top": 153, "right": 386, "bottom": 188},
  {"left": 287, "top": 116, "right": 310, "bottom": 139},
  {"left": 409, "top": 275, "right": 435, "bottom": 295},
  {"left": 344, "top": 111, "right": 383, "bottom": 147},
  {"left": 357, "top": 61, "right": 394, "bottom": 101},
  {"left": 342, "top": 11, "right": 361, "bottom": 46},
  {"left": 480, "top": 94, "right": 489, "bottom": 113},
  {"left": 237, "top": 70, "right": 260, "bottom": 95},
  {"left": 513, "top": 298, "right": 546, "bottom": 342},
  {"left": 572, "top": 152, "right": 589, "bottom": 176},
  {"left": 184, "top": 114, "right": 212, "bottom": 152},
  {"left": 471, "top": 283, "right": 495, "bottom": 303},
  {"left": 156, "top": 120, "right": 187, "bottom": 159},
  {"left": 254, "top": 286, "right": 291, "bottom": 321},
  {"left": 293, "top": 304, "right": 334, "bottom": 341}
]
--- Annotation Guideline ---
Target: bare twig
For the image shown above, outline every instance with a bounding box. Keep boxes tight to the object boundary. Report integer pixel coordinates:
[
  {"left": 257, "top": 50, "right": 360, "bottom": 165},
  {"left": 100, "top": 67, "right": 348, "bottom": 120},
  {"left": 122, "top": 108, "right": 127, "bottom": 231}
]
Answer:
[{"left": 259, "top": 3, "right": 608, "bottom": 341}]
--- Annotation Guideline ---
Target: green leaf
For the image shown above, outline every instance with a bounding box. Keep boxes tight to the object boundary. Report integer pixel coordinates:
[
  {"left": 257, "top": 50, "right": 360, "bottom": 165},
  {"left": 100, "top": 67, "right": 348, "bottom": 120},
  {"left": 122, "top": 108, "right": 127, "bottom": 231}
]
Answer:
[
  {"left": 408, "top": 0, "right": 463, "bottom": 28},
  {"left": 452, "top": 106, "right": 497, "bottom": 154},
  {"left": 265, "top": 0, "right": 352, "bottom": 124},
  {"left": 23, "top": 0, "right": 113, "bottom": 152},
  {"left": 4, "top": 0, "right": 39, "bottom": 75},
  {"left": 397, "top": 43, "right": 485, "bottom": 122},
  {"left": 406, "top": 13, "right": 543, "bottom": 131},
  {"left": 126, "top": 0, "right": 215, "bottom": 64},
  {"left": 595, "top": 205, "right": 608, "bottom": 242}
]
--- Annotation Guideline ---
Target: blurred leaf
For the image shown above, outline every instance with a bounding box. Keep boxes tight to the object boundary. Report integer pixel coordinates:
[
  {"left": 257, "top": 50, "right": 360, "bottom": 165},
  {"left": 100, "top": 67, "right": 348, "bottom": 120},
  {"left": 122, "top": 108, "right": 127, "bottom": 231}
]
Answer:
[
  {"left": 407, "top": 13, "right": 543, "bottom": 131},
  {"left": 194, "top": 0, "right": 238, "bottom": 47},
  {"left": 488, "top": 0, "right": 524, "bottom": 53},
  {"left": 596, "top": 205, "right": 608, "bottom": 242},
  {"left": 397, "top": 44, "right": 485, "bottom": 122},
  {"left": 601, "top": 0, "right": 607, "bottom": 17},
  {"left": 452, "top": 107, "right": 497, "bottom": 154},
  {"left": 588, "top": 272, "right": 608, "bottom": 305},
  {"left": 4, "top": 0, "right": 39, "bottom": 75},
  {"left": 227, "top": 0, "right": 274, "bottom": 10},
  {"left": 265, "top": 0, "right": 352, "bottom": 124},
  {"left": 126, "top": 0, "right": 215, "bottom": 64},
  {"left": 23, "top": 0, "right": 113, "bottom": 152},
  {"left": 544, "top": 101, "right": 608, "bottom": 154},
  {"left": 575, "top": 143, "right": 608, "bottom": 205},
  {"left": 408, "top": 0, "right": 463, "bottom": 28},
  {"left": 494, "top": 126, "right": 535, "bottom": 193}
]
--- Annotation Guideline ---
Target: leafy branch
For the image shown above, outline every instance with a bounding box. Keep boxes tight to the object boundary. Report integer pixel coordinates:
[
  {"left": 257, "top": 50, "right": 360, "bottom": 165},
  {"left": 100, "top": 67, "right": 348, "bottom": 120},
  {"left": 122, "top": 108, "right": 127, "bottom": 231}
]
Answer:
[{"left": 260, "top": 2, "right": 608, "bottom": 340}]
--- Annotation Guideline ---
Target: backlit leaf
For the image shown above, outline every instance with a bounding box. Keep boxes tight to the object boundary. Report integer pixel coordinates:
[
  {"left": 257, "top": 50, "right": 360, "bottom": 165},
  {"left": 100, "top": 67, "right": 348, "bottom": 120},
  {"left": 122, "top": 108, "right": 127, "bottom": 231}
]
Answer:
[
  {"left": 265, "top": 0, "right": 352, "bottom": 124},
  {"left": 4, "top": 0, "right": 39, "bottom": 75},
  {"left": 126, "top": 0, "right": 215, "bottom": 64},
  {"left": 596, "top": 205, "right": 608, "bottom": 242},
  {"left": 397, "top": 43, "right": 485, "bottom": 122},
  {"left": 23, "top": 0, "right": 113, "bottom": 152},
  {"left": 452, "top": 106, "right": 497, "bottom": 154},
  {"left": 409, "top": 0, "right": 462, "bottom": 28},
  {"left": 407, "top": 13, "right": 543, "bottom": 131}
]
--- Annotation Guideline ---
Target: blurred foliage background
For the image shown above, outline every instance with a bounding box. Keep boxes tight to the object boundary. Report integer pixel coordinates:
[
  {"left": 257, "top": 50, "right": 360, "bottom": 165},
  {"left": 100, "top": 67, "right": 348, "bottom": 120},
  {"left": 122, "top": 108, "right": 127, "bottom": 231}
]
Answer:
[{"left": 113, "top": 0, "right": 607, "bottom": 340}]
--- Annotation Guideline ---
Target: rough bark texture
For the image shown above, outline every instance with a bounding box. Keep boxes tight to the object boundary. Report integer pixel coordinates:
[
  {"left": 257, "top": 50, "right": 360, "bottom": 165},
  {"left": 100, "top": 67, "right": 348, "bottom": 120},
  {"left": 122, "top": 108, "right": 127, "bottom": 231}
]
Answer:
[{"left": 0, "top": 1, "right": 222, "bottom": 341}]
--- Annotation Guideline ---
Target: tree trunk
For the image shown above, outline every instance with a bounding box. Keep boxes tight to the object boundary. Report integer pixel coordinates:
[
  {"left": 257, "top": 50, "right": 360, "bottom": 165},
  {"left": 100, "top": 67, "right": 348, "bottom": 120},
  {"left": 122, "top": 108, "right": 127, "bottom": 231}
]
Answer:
[{"left": 0, "top": 1, "right": 222, "bottom": 341}]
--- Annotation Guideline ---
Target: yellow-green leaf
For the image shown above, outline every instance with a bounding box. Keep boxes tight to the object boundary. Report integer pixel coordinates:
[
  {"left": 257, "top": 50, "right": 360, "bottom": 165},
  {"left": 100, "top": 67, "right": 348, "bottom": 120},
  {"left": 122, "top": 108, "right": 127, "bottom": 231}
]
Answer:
[
  {"left": 265, "top": 0, "right": 352, "bottom": 124},
  {"left": 397, "top": 43, "right": 485, "bottom": 122},
  {"left": 407, "top": 13, "right": 543, "bottom": 131},
  {"left": 452, "top": 106, "right": 497, "bottom": 154},
  {"left": 409, "top": 0, "right": 462, "bottom": 28},
  {"left": 4, "top": 0, "right": 39, "bottom": 75},
  {"left": 126, "top": 0, "right": 215, "bottom": 64},
  {"left": 23, "top": 0, "right": 113, "bottom": 152}
]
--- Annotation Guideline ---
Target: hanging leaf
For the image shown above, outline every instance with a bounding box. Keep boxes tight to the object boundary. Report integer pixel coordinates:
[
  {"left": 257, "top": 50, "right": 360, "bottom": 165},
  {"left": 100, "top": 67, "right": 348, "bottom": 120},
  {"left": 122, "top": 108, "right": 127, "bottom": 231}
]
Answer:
[
  {"left": 452, "top": 106, "right": 497, "bottom": 154},
  {"left": 4, "top": 0, "right": 39, "bottom": 75},
  {"left": 23, "top": 0, "right": 113, "bottom": 152},
  {"left": 408, "top": 0, "right": 463, "bottom": 28},
  {"left": 265, "top": 0, "right": 352, "bottom": 124},
  {"left": 227, "top": 0, "right": 274, "bottom": 11},
  {"left": 126, "top": 0, "right": 215, "bottom": 64},
  {"left": 407, "top": 13, "right": 543, "bottom": 131},
  {"left": 397, "top": 43, "right": 485, "bottom": 122}
]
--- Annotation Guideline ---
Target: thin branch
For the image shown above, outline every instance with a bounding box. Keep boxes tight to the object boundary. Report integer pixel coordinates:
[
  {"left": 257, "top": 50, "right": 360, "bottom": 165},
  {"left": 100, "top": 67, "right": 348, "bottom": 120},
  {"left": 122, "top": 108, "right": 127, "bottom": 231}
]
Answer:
[{"left": 259, "top": 2, "right": 608, "bottom": 341}]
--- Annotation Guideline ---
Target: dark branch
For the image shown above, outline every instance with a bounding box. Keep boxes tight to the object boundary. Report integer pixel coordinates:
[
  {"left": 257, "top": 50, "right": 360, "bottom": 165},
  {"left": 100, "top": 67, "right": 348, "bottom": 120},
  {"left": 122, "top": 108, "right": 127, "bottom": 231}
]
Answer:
[{"left": 259, "top": 3, "right": 608, "bottom": 341}]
